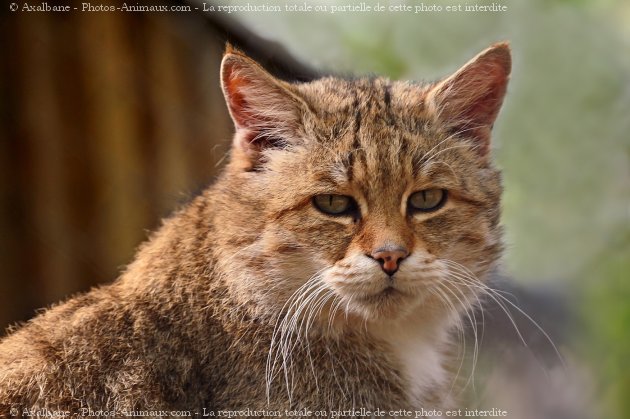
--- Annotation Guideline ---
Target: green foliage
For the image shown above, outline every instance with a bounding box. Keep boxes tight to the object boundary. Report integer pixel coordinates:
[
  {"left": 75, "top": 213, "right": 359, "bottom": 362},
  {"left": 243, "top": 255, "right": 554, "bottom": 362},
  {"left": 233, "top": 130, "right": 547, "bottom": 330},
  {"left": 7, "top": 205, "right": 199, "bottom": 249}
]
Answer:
[{"left": 581, "top": 232, "right": 630, "bottom": 419}]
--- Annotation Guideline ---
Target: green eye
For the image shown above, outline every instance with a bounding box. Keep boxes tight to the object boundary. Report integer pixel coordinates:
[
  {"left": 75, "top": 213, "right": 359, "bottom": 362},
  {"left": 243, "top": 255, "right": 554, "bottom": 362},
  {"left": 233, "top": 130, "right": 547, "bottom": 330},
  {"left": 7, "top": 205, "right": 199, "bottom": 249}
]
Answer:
[
  {"left": 313, "top": 194, "right": 356, "bottom": 216},
  {"left": 408, "top": 189, "right": 447, "bottom": 212}
]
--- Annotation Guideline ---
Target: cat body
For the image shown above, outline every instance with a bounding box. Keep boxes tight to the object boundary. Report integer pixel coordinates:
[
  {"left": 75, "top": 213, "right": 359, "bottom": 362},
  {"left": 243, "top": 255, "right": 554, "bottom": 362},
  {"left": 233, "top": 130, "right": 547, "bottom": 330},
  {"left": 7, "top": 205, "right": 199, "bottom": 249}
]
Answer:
[{"left": 0, "top": 44, "right": 511, "bottom": 416}]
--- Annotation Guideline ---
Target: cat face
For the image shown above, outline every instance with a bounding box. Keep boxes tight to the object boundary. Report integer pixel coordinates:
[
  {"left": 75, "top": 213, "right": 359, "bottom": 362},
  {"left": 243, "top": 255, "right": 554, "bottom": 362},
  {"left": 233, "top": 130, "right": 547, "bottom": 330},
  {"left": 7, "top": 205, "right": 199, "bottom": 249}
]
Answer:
[{"left": 219, "top": 44, "right": 509, "bottom": 324}]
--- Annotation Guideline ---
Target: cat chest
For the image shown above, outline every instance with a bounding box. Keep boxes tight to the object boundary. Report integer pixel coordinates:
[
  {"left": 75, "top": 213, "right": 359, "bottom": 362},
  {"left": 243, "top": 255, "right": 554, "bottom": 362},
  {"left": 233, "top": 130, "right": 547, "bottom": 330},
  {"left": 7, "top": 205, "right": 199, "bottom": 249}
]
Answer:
[
  {"left": 377, "top": 324, "right": 452, "bottom": 408},
  {"left": 394, "top": 339, "right": 448, "bottom": 406}
]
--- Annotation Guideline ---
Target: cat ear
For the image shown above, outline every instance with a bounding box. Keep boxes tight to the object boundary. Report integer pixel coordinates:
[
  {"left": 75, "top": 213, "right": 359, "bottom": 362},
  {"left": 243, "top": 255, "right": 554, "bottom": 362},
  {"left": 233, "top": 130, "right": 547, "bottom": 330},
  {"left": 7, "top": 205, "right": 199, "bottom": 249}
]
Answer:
[
  {"left": 221, "top": 47, "right": 307, "bottom": 170},
  {"left": 426, "top": 42, "right": 511, "bottom": 159}
]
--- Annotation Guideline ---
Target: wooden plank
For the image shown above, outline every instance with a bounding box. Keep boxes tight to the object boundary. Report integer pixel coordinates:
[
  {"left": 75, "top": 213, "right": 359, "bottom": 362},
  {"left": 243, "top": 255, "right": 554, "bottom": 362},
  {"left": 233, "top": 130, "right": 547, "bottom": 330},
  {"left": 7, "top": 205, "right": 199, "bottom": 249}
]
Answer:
[
  {"left": 145, "top": 15, "right": 192, "bottom": 216},
  {"left": 14, "top": 13, "right": 76, "bottom": 308},
  {"left": 77, "top": 13, "right": 148, "bottom": 278}
]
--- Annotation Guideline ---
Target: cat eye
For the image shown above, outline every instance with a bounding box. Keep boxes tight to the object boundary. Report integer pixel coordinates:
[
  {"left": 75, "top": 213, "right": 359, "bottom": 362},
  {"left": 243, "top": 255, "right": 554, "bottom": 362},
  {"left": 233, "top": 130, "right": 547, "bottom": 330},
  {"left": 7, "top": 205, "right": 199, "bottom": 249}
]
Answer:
[
  {"left": 313, "top": 194, "right": 357, "bottom": 216},
  {"left": 408, "top": 189, "right": 447, "bottom": 212}
]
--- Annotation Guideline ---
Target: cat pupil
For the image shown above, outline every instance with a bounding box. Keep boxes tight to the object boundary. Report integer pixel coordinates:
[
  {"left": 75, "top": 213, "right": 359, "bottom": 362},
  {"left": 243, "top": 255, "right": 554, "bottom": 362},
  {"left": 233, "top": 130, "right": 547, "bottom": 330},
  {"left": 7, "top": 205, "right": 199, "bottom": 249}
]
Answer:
[
  {"left": 313, "top": 194, "right": 354, "bottom": 216},
  {"left": 409, "top": 189, "right": 446, "bottom": 212}
]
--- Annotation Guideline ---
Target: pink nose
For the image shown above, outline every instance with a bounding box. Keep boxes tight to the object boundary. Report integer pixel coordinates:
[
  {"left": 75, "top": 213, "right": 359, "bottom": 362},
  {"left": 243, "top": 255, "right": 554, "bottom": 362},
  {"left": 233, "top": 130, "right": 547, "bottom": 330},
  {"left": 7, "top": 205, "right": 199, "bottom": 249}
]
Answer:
[{"left": 370, "top": 247, "right": 409, "bottom": 275}]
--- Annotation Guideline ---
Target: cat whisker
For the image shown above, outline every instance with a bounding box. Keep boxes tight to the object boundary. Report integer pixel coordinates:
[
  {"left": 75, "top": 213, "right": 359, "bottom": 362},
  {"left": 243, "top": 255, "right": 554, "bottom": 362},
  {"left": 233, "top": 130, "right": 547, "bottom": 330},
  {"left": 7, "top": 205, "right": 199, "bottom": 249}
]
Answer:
[
  {"left": 444, "top": 267, "right": 527, "bottom": 392},
  {"left": 343, "top": 293, "right": 357, "bottom": 321},
  {"left": 442, "top": 262, "right": 528, "bottom": 347},
  {"left": 298, "top": 289, "right": 335, "bottom": 395},
  {"left": 440, "top": 259, "right": 566, "bottom": 370},
  {"left": 327, "top": 292, "right": 346, "bottom": 333},
  {"left": 438, "top": 276, "right": 483, "bottom": 395},
  {"left": 426, "top": 286, "right": 466, "bottom": 400},
  {"left": 434, "top": 261, "right": 485, "bottom": 387},
  {"left": 417, "top": 124, "right": 482, "bottom": 166},
  {"left": 266, "top": 265, "right": 342, "bottom": 404},
  {"left": 423, "top": 143, "right": 477, "bottom": 168},
  {"left": 430, "top": 282, "right": 468, "bottom": 396},
  {"left": 422, "top": 160, "right": 461, "bottom": 185},
  {"left": 276, "top": 282, "right": 328, "bottom": 396},
  {"left": 325, "top": 345, "right": 348, "bottom": 403},
  {"left": 417, "top": 131, "right": 460, "bottom": 165},
  {"left": 266, "top": 269, "right": 327, "bottom": 402}
]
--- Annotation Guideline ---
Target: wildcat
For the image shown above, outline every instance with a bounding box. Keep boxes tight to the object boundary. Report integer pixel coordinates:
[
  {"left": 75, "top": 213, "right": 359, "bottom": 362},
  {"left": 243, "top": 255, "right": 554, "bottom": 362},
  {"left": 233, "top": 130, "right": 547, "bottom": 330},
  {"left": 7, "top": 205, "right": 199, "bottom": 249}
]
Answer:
[{"left": 0, "top": 43, "right": 510, "bottom": 416}]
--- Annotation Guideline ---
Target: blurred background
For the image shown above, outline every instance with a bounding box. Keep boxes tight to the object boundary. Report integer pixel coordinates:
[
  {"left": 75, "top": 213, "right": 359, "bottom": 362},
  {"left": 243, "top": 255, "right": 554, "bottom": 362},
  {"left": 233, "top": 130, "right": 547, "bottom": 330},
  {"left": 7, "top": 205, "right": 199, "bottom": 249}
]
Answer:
[{"left": 0, "top": 0, "right": 628, "bottom": 418}]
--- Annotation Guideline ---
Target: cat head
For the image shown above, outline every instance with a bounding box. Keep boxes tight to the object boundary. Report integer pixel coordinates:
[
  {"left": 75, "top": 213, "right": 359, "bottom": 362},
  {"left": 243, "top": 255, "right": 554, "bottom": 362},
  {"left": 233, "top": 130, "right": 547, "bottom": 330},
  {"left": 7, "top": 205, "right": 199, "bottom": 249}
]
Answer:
[{"left": 216, "top": 44, "right": 510, "bottom": 326}]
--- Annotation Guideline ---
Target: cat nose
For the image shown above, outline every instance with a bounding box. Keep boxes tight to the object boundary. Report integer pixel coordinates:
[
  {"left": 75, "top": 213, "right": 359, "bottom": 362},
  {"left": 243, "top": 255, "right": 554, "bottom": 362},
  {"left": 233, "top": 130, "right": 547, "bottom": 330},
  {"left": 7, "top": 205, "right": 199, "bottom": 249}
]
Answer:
[{"left": 370, "top": 246, "right": 409, "bottom": 276}]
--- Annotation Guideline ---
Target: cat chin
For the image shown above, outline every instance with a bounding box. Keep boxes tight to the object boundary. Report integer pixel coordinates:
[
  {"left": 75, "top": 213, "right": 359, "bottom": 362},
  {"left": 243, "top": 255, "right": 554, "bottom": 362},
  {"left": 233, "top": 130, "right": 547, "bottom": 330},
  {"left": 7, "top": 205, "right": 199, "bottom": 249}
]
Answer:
[{"left": 339, "top": 287, "right": 430, "bottom": 323}]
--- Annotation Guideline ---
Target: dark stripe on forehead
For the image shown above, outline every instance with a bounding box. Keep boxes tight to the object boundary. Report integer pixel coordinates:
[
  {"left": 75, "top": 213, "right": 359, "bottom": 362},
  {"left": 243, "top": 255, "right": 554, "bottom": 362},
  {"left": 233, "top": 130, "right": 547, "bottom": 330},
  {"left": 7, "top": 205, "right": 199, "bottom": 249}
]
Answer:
[
  {"left": 398, "top": 131, "right": 409, "bottom": 162},
  {"left": 352, "top": 89, "right": 362, "bottom": 150},
  {"left": 347, "top": 90, "right": 362, "bottom": 182},
  {"left": 383, "top": 83, "right": 396, "bottom": 126},
  {"left": 346, "top": 149, "right": 355, "bottom": 182},
  {"left": 353, "top": 96, "right": 362, "bottom": 135}
]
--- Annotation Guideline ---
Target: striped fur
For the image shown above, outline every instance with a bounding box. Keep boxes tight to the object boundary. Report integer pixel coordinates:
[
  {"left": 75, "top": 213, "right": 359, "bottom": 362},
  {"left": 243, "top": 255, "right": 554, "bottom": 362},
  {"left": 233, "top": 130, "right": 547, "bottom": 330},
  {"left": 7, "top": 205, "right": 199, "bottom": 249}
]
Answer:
[{"left": 0, "top": 44, "right": 511, "bottom": 415}]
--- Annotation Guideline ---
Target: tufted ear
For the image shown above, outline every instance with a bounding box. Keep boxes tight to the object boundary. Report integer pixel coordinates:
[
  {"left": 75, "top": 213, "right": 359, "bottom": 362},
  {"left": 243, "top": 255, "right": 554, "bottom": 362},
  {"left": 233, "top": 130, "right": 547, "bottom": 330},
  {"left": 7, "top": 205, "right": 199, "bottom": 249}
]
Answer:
[
  {"left": 221, "top": 47, "right": 308, "bottom": 170},
  {"left": 426, "top": 42, "right": 511, "bottom": 160}
]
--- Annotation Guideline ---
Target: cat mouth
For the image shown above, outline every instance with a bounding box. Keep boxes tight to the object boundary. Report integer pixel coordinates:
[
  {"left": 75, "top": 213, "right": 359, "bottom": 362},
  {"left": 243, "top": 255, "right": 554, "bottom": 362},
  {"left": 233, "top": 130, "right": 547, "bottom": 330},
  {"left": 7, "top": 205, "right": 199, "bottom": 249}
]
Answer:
[
  {"left": 333, "top": 279, "right": 430, "bottom": 320},
  {"left": 342, "top": 284, "right": 422, "bottom": 320}
]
